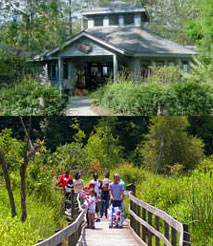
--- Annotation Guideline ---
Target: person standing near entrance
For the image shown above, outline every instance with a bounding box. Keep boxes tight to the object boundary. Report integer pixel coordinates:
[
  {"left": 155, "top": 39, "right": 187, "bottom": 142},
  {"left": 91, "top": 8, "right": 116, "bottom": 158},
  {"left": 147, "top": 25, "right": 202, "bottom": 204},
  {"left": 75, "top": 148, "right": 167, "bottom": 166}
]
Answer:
[
  {"left": 100, "top": 172, "right": 110, "bottom": 218},
  {"left": 56, "top": 169, "right": 73, "bottom": 188},
  {"left": 89, "top": 173, "right": 101, "bottom": 222},
  {"left": 109, "top": 174, "right": 124, "bottom": 207}
]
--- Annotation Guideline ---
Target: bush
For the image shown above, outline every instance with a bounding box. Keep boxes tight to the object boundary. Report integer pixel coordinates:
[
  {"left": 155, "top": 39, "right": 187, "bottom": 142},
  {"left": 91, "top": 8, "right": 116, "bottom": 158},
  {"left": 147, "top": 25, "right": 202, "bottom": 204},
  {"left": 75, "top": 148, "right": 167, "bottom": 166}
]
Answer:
[
  {"left": 90, "top": 80, "right": 213, "bottom": 116},
  {"left": 0, "top": 77, "right": 66, "bottom": 116}
]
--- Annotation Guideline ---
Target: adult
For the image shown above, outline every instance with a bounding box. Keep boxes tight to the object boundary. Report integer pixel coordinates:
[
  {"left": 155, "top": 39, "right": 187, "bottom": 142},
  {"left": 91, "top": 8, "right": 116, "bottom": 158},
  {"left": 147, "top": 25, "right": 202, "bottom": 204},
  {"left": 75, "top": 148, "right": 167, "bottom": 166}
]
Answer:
[
  {"left": 73, "top": 172, "right": 84, "bottom": 192},
  {"left": 56, "top": 169, "right": 72, "bottom": 188},
  {"left": 100, "top": 172, "right": 110, "bottom": 218},
  {"left": 109, "top": 173, "right": 124, "bottom": 208},
  {"left": 89, "top": 173, "right": 101, "bottom": 222}
]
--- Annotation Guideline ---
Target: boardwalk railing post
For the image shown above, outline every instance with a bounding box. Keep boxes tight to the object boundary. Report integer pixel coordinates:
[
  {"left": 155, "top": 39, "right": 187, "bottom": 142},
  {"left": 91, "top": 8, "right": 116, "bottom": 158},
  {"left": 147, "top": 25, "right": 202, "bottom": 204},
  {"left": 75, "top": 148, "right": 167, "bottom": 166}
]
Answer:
[
  {"left": 142, "top": 208, "right": 146, "bottom": 243},
  {"left": 183, "top": 224, "right": 191, "bottom": 246},
  {"left": 172, "top": 227, "right": 177, "bottom": 246},
  {"left": 164, "top": 222, "right": 169, "bottom": 246},
  {"left": 148, "top": 212, "right": 153, "bottom": 246},
  {"left": 155, "top": 216, "right": 160, "bottom": 246}
]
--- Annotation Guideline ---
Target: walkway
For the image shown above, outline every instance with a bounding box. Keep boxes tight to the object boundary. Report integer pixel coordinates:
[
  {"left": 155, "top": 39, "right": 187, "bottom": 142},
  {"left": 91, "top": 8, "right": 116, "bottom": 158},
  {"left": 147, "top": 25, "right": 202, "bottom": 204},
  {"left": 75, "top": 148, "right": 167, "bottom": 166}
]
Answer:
[
  {"left": 65, "top": 96, "right": 98, "bottom": 116},
  {"left": 85, "top": 218, "right": 141, "bottom": 246}
]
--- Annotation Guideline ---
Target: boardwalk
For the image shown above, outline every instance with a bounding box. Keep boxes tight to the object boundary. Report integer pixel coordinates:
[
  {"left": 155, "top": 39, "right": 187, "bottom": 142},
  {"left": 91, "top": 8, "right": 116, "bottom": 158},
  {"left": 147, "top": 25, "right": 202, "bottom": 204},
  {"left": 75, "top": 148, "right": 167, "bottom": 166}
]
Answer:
[
  {"left": 65, "top": 96, "right": 98, "bottom": 116},
  {"left": 85, "top": 218, "right": 142, "bottom": 246}
]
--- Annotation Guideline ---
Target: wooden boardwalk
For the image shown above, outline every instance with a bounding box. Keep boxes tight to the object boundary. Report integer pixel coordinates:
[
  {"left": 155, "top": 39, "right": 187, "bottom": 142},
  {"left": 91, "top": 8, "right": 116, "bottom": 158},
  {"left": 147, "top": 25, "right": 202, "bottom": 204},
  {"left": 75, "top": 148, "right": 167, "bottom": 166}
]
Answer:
[{"left": 85, "top": 218, "right": 142, "bottom": 246}]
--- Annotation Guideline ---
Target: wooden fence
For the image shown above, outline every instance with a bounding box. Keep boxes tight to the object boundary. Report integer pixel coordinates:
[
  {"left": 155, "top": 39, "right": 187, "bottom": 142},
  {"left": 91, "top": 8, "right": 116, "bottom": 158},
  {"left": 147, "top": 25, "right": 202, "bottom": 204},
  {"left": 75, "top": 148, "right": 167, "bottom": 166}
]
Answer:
[
  {"left": 34, "top": 189, "right": 86, "bottom": 246},
  {"left": 125, "top": 185, "right": 191, "bottom": 246}
]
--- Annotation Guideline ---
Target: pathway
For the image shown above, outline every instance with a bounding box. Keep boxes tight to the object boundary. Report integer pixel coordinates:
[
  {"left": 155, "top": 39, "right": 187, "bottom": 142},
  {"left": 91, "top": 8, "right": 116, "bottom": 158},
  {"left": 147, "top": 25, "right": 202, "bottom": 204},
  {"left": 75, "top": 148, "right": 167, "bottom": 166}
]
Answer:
[
  {"left": 85, "top": 218, "right": 141, "bottom": 246},
  {"left": 65, "top": 96, "right": 98, "bottom": 116}
]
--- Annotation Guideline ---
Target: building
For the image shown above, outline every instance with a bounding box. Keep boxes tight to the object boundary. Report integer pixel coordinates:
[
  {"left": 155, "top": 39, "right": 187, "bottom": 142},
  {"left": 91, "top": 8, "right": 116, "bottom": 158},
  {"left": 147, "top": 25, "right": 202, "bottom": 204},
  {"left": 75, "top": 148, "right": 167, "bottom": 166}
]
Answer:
[{"left": 34, "top": 1, "right": 196, "bottom": 93}]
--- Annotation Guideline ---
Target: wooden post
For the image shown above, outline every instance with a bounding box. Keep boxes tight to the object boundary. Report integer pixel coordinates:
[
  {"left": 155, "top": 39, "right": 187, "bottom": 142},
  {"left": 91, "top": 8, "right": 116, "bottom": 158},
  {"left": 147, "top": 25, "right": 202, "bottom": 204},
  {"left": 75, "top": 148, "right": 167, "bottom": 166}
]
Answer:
[
  {"left": 113, "top": 54, "right": 118, "bottom": 83},
  {"left": 71, "top": 189, "right": 75, "bottom": 219},
  {"left": 142, "top": 208, "right": 146, "bottom": 242},
  {"left": 183, "top": 224, "right": 191, "bottom": 246},
  {"left": 148, "top": 212, "right": 153, "bottom": 246},
  {"left": 155, "top": 216, "right": 160, "bottom": 246},
  {"left": 164, "top": 222, "right": 169, "bottom": 246},
  {"left": 58, "top": 57, "right": 63, "bottom": 93},
  {"left": 172, "top": 227, "right": 177, "bottom": 246}
]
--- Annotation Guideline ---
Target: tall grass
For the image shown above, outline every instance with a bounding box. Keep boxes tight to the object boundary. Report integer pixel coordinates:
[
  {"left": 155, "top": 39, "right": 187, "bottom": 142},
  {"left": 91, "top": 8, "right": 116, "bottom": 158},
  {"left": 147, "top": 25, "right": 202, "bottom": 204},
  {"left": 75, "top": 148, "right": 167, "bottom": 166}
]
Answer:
[{"left": 0, "top": 185, "right": 66, "bottom": 246}]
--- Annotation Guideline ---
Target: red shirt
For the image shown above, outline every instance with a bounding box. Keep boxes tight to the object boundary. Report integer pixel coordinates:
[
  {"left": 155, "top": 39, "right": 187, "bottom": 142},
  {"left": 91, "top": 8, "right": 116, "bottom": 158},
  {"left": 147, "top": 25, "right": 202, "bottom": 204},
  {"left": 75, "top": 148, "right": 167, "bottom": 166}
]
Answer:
[{"left": 59, "top": 174, "right": 72, "bottom": 188}]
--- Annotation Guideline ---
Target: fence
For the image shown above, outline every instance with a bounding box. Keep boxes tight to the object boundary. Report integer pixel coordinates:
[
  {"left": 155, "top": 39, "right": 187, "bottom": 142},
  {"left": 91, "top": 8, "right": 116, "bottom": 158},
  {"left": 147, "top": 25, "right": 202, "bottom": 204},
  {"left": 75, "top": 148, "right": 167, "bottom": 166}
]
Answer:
[
  {"left": 34, "top": 189, "right": 86, "bottom": 246},
  {"left": 126, "top": 184, "right": 191, "bottom": 246}
]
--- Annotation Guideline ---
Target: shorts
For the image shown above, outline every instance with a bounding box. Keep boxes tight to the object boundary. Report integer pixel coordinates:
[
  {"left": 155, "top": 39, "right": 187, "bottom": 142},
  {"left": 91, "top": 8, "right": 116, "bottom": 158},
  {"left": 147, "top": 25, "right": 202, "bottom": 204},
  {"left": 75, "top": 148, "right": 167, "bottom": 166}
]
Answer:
[
  {"left": 112, "top": 200, "right": 122, "bottom": 207},
  {"left": 88, "top": 208, "right": 95, "bottom": 214}
]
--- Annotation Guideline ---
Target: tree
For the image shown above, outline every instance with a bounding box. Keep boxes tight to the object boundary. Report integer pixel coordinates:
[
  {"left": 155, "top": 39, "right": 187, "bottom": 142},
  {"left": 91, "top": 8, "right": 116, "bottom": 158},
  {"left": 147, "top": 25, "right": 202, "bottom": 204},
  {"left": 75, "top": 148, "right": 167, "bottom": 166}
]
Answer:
[
  {"left": 0, "top": 129, "right": 24, "bottom": 218},
  {"left": 19, "top": 117, "right": 38, "bottom": 222},
  {"left": 86, "top": 117, "right": 123, "bottom": 171},
  {"left": 140, "top": 117, "right": 204, "bottom": 173}
]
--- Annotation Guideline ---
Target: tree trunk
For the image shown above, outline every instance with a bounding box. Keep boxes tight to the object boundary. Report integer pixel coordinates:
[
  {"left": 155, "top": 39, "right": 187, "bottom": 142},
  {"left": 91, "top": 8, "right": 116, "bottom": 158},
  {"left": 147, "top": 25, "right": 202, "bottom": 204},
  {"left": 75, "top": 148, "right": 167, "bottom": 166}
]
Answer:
[
  {"left": 0, "top": 151, "right": 17, "bottom": 218},
  {"left": 20, "top": 154, "right": 27, "bottom": 222}
]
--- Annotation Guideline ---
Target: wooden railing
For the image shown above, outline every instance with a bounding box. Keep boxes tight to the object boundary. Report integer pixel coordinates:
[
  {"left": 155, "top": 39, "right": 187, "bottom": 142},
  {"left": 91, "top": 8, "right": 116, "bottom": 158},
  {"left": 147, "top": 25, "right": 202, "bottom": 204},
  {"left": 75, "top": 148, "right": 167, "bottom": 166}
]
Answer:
[
  {"left": 125, "top": 185, "right": 191, "bottom": 246},
  {"left": 34, "top": 189, "right": 86, "bottom": 246}
]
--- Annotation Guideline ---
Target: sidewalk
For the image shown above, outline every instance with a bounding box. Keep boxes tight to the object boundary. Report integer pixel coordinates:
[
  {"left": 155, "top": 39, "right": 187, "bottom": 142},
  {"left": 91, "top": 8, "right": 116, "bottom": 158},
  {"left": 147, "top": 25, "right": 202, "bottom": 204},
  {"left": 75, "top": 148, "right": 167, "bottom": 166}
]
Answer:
[{"left": 65, "top": 96, "right": 98, "bottom": 116}]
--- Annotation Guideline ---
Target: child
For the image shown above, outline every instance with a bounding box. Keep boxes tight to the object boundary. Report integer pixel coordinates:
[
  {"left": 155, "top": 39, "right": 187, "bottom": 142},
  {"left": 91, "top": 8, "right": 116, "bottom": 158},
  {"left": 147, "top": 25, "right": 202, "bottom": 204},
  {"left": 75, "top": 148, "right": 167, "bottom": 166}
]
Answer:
[{"left": 88, "top": 189, "right": 96, "bottom": 229}]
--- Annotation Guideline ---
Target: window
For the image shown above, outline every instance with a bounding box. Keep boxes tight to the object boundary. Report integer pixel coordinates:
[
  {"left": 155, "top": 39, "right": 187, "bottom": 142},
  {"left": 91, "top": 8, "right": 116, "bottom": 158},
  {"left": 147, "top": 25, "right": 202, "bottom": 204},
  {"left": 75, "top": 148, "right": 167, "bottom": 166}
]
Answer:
[
  {"left": 182, "top": 61, "right": 189, "bottom": 72},
  {"left": 123, "top": 14, "right": 134, "bottom": 25},
  {"left": 94, "top": 16, "right": 103, "bottom": 27},
  {"left": 109, "top": 14, "right": 119, "bottom": 26}
]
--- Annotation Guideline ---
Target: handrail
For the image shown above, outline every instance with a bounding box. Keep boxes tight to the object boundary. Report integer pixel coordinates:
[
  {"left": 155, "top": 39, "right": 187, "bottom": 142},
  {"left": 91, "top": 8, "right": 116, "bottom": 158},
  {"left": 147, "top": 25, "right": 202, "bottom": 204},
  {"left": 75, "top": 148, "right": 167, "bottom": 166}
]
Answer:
[
  {"left": 125, "top": 188, "right": 191, "bottom": 246},
  {"left": 34, "top": 190, "right": 86, "bottom": 246}
]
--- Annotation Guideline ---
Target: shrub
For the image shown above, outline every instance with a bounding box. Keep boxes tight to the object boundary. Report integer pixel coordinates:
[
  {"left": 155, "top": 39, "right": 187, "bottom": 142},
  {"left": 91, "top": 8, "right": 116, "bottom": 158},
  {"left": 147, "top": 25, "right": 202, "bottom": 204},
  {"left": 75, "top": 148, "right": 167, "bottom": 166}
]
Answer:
[
  {"left": 0, "top": 77, "right": 66, "bottom": 116},
  {"left": 90, "top": 80, "right": 213, "bottom": 116}
]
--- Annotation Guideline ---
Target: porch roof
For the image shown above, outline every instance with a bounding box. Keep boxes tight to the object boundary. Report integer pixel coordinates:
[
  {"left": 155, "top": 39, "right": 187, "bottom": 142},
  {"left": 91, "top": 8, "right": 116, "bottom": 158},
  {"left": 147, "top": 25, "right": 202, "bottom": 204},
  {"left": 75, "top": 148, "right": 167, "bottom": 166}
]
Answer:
[{"left": 86, "top": 27, "right": 197, "bottom": 58}]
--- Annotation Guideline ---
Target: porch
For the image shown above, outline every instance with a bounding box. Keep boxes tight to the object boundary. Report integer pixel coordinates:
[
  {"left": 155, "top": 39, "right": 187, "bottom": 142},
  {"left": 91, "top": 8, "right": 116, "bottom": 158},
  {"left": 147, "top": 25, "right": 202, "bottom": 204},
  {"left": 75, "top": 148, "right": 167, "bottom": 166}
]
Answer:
[{"left": 47, "top": 54, "right": 120, "bottom": 94}]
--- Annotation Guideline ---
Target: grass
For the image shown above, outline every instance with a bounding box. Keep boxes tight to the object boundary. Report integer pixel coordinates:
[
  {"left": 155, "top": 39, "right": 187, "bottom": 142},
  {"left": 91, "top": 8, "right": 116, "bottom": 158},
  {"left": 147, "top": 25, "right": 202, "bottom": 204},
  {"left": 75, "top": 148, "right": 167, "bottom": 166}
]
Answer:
[
  {"left": 110, "top": 164, "right": 213, "bottom": 246},
  {"left": 0, "top": 184, "right": 67, "bottom": 246}
]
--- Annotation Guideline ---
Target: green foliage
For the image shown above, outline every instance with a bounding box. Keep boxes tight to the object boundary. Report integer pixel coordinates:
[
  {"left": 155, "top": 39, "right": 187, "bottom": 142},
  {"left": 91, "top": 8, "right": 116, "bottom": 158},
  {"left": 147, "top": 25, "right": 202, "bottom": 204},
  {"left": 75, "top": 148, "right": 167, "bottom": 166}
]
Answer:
[
  {"left": 91, "top": 79, "right": 213, "bottom": 116},
  {"left": 136, "top": 169, "right": 213, "bottom": 245},
  {"left": 0, "top": 186, "right": 66, "bottom": 246},
  {"left": 140, "top": 117, "right": 204, "bottom": 172},
  {"left": 86, "top": 118, "right": 123, "bottom": 171},
  {"left": 147, "top": 65, "right": 183, "bottom": 84},
  {"left": 113, "top": 163, "right": 146, "bottom": 184},
  {"left": 0, "top": 129, "right": 25, "bottom": 170},
  {"left": 0, "top": 77, "right": 66, "bottom": 116}
]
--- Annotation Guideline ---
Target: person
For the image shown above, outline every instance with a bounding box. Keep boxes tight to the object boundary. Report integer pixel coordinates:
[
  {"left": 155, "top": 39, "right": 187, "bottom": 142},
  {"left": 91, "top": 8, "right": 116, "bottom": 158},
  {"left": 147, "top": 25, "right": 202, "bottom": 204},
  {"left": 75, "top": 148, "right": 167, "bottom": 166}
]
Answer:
[
  {"left": 120, "top": 178, "right": 126, "bottom": 190},
  {"left": 100, "top": 172, "right": 110, "bottom": 218},
  {"left": 56, "top": 169, "right": 72, "bottom": 188},
  {"left": 109, "top": 173, "right": 124, "bottom": 208},
  {"left": 89, "top": 173, "right": 101, "bottom": 222},
  {"left": 88, "top": 189, "right": 96, "bottom": 229},
  {"left": 73, "top": 172, "right": 84, "bottom": 192}
]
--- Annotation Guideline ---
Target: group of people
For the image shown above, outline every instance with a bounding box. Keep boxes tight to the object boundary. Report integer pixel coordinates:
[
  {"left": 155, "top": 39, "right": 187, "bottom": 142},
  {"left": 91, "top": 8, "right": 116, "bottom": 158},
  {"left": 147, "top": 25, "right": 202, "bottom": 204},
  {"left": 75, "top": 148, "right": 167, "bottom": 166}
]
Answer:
[{"left": 56, "top": 169, "right": 125, "bottom": 229}]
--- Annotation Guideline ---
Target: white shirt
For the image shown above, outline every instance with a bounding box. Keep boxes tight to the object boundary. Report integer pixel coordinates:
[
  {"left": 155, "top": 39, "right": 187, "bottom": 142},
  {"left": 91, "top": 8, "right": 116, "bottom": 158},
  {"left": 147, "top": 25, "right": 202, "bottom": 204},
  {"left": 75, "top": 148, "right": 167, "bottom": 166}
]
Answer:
[{"left": 88, "top": 195, "right": 96, "bottom": 210}]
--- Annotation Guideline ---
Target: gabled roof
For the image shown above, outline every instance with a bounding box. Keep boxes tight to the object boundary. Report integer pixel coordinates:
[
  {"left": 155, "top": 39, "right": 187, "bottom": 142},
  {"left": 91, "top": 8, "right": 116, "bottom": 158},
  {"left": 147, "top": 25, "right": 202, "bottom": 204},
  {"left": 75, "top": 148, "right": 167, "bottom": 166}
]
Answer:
[
  {"left": 81, "top": 1, "right": 147, "bottom": 16},
  {"left": 86, "top": 27, "right": 197, "bottom": 57},
  {"left": 34, "top": 27, "right": 197, "bottom": 61}
]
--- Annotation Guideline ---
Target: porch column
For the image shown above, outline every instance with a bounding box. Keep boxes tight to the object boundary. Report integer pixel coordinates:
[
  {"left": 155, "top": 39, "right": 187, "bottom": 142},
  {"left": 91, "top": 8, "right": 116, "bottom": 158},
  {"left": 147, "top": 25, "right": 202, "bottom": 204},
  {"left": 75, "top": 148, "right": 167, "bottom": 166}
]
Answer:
[
  {"left": 113, "top": 54, "right": 118, "bottom": 82},
  {"left": 58, "top": 57, "right": 63, "bottom": 93},
  {"left": 134, "top": 58, "right": 141, "bottom": 83}
]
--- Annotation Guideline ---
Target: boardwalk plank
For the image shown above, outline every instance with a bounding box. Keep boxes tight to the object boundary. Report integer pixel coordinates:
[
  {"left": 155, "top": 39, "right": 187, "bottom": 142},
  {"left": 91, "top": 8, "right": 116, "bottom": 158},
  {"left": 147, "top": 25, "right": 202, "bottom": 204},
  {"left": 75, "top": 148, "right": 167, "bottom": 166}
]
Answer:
[{"left": 85, "top": 219, "right": 142, "bottom": 246}]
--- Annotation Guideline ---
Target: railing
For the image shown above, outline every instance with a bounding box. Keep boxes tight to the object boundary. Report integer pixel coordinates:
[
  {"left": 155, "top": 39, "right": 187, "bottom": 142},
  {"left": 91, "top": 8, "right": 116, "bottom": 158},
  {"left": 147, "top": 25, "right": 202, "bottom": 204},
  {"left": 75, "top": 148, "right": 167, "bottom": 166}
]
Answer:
[
  {"left": 125, "top": 185, "right": 191, "bottom": 246},
  {"left": 34, "top": 189, "right": 86, "bottom": 246}
]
